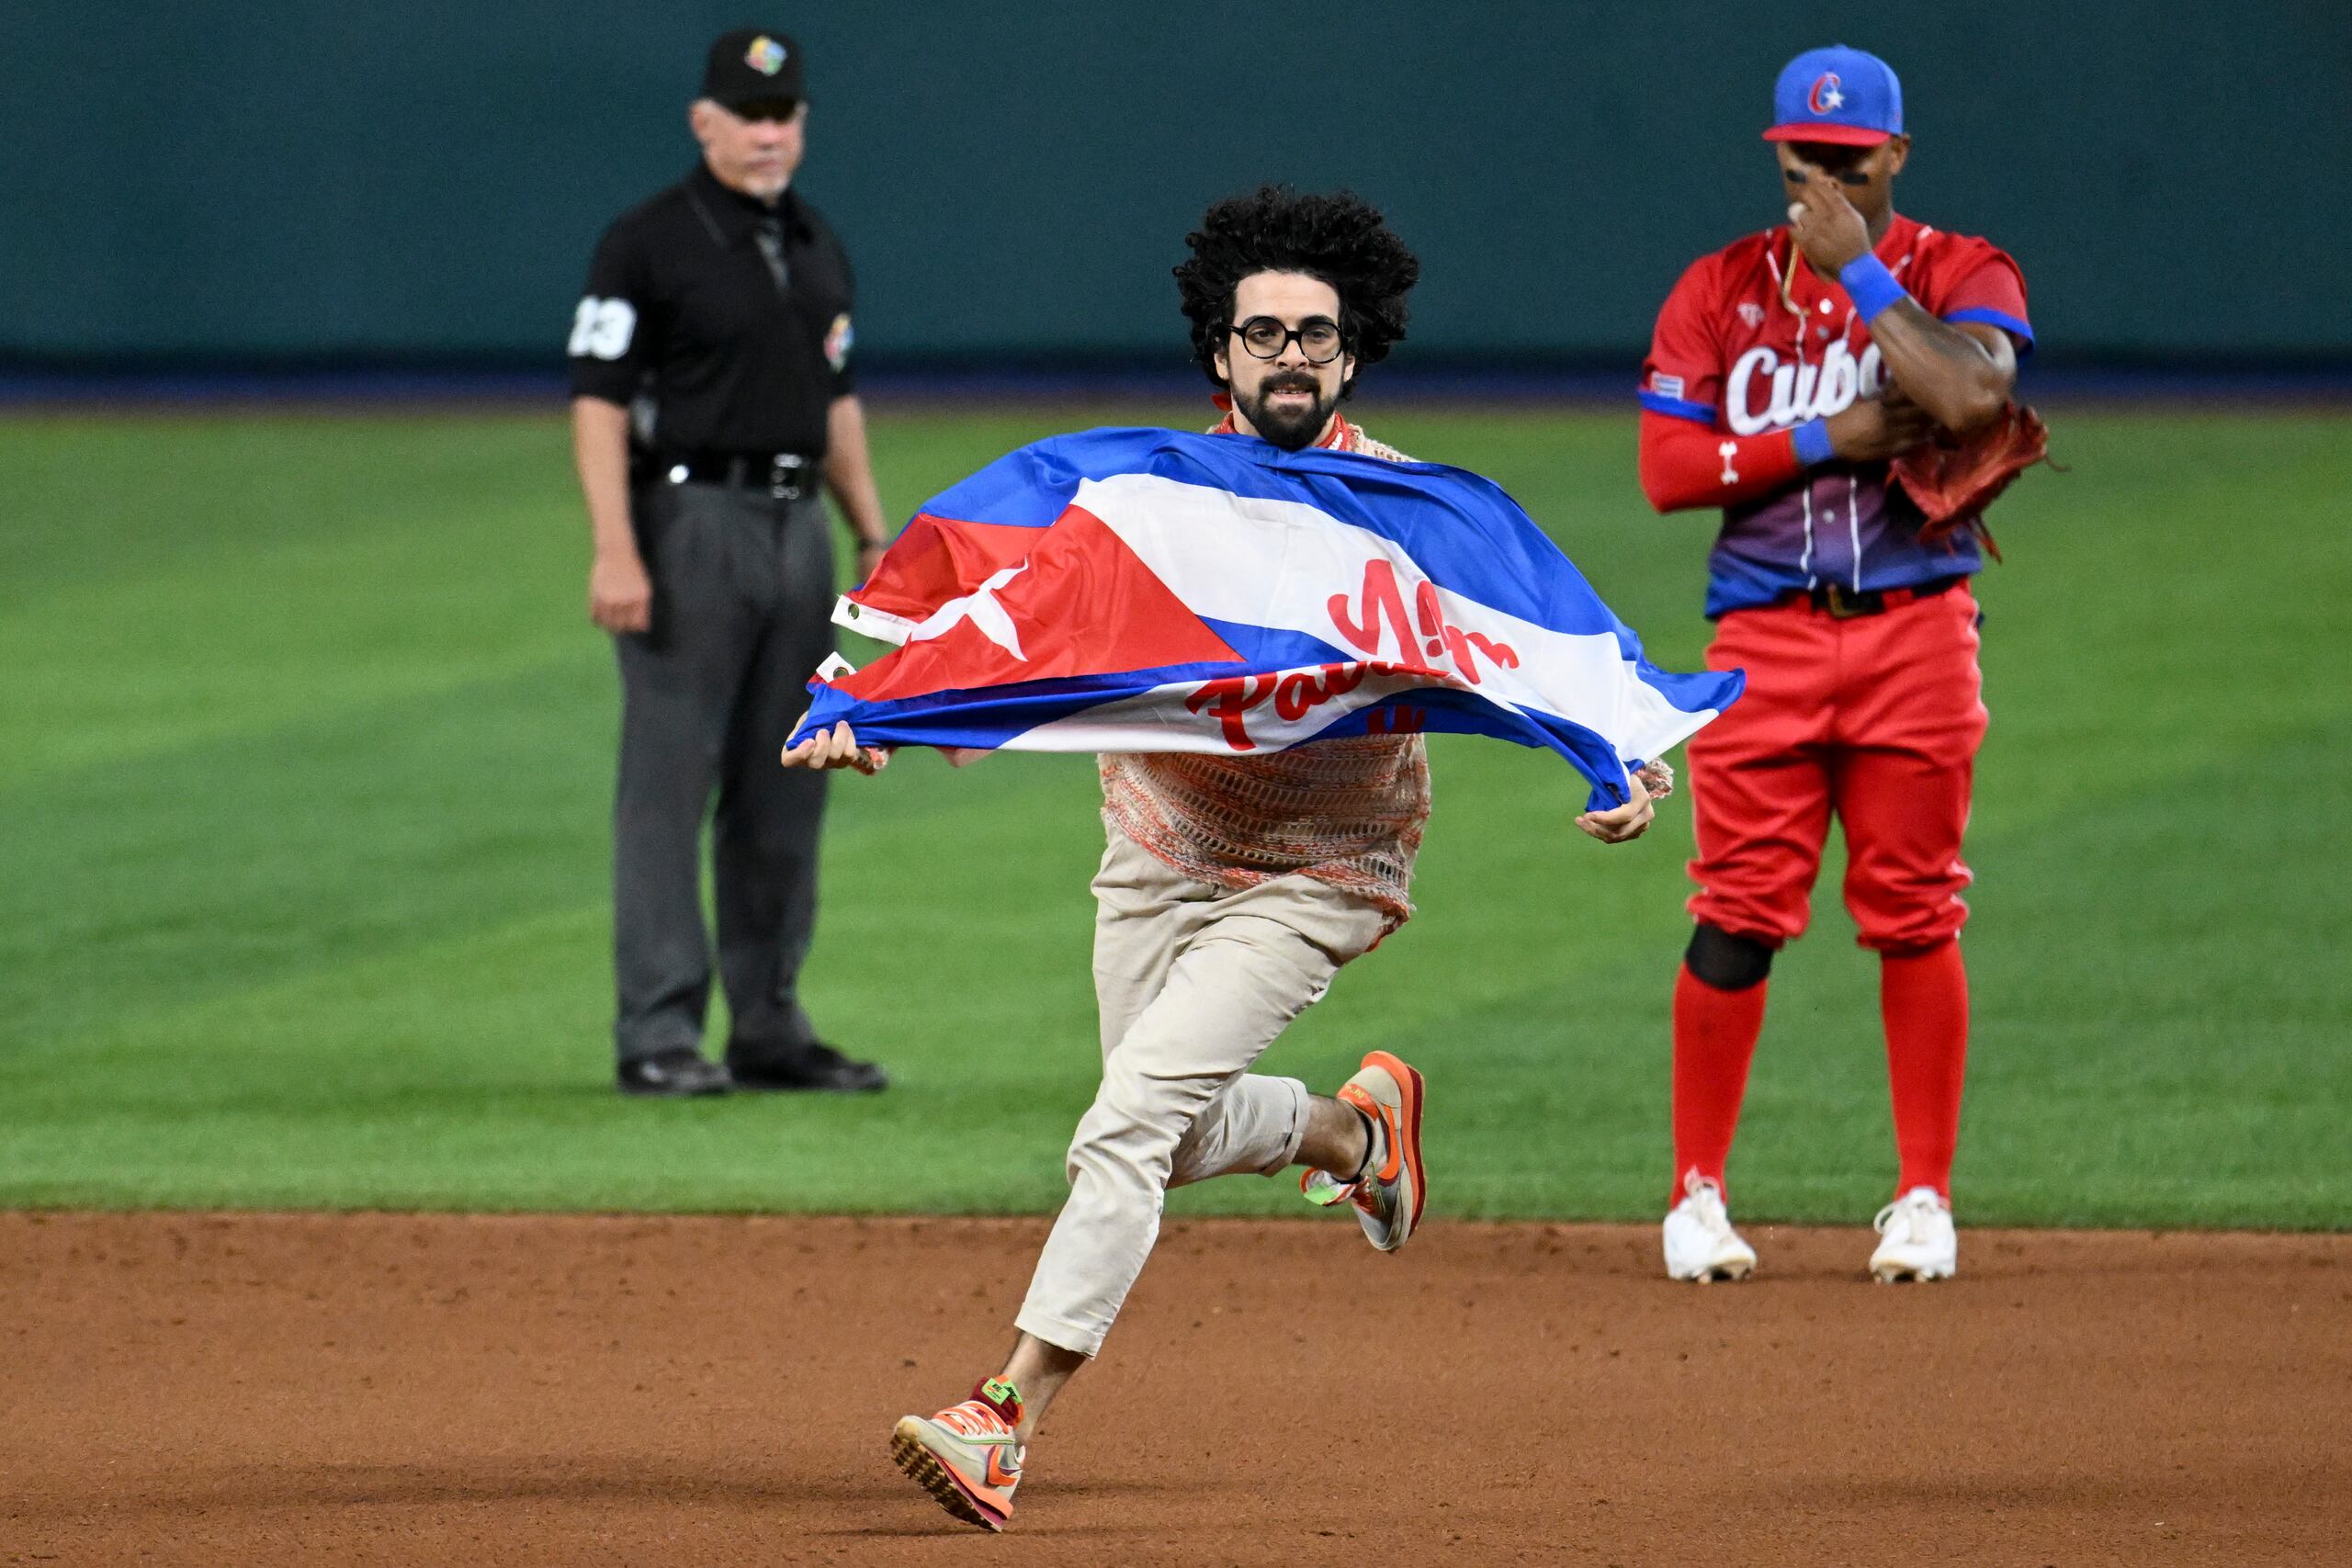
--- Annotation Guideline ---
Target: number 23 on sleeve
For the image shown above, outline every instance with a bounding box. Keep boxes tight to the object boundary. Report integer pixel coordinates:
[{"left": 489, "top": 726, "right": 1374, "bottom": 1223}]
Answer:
[{"left": 567, "top": 297, "right": 637, "bottom": 360}]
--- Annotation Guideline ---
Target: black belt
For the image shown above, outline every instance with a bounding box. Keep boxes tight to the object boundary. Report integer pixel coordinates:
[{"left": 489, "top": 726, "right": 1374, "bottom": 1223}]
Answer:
[
  {"left": 1781, "top": 575, "right": 1966, "bottom": 619},
  {"left": 650, "top": 451, "right": 818, "bottom": 501}
]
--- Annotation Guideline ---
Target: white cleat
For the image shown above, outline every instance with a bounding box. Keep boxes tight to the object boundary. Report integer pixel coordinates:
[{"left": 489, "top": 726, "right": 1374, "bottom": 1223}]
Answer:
[
  {"left": 1870, "top": 1187, "right": 1958, "bottom": 1282},
  {"left": 1662, "top": 1171, "right": 1757, "bottom": 1281}
]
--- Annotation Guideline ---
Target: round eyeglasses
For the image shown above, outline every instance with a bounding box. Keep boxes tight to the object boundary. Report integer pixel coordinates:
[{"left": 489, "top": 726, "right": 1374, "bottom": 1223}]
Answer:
[{"left": 1228, "top": 315, "right": 1346, "bottom": 365}]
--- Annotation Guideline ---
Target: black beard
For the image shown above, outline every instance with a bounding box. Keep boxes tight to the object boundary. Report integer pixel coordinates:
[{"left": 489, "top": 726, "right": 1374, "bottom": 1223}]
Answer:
[{"left": 1234, "top": 374, "right": 1339, "bottom": 451}]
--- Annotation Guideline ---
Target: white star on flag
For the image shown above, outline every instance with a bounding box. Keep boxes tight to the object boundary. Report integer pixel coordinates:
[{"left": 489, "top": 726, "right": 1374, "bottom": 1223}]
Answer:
[{"left": 910, "top": 563, "right": 1030, "bottom": 660}]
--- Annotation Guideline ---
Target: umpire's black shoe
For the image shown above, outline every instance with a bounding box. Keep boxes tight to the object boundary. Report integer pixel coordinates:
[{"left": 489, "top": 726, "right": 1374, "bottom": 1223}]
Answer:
[
  {"left": 616, "top": 1048, "right": 732, "bottom": 1098},
  {"left": 726, "top": 1043, "right": 889, "bottom": 1094}
]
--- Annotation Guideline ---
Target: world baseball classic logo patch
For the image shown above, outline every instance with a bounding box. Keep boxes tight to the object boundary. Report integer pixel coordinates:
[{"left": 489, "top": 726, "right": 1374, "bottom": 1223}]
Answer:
[
  {"left": 746, "top": 35, "right": 788, "bottom": 74},
  {"left": 826, "top": 312, "right": 854, "bottom": 372}
]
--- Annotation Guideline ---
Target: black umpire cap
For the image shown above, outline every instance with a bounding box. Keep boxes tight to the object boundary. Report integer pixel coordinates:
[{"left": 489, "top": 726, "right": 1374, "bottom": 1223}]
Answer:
[{"left": 702, "top": 28, "right": 805, "bottom": 107}]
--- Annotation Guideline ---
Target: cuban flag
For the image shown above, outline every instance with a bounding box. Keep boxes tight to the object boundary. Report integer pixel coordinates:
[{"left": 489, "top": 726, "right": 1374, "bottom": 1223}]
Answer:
[{"left": 796, "top": 427, "right": 1742, "bottom": 807}]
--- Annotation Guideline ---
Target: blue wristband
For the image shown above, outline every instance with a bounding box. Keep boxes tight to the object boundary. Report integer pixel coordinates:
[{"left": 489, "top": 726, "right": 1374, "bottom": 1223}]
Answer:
[
  {"left": 1838, "top": 254, "right": 1907, "bottom": 321},
  {"left": 1791, "top": 417, "right": 1836, "bottom": 465}
]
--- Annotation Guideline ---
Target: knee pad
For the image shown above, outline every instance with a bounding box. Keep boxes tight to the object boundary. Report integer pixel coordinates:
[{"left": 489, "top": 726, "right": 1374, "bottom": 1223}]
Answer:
[{"left": 1686, "top": 923, "right": 1775, "bottom": 991}]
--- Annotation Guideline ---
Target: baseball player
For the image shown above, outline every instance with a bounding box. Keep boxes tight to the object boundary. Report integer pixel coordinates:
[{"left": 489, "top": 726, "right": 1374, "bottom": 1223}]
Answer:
[
  {"left": 789, "top": 186, "right": 1662, "bottom": 1530},
  {"left": 1636, "top": 47, "right": 2033, "bottom": 1282}
]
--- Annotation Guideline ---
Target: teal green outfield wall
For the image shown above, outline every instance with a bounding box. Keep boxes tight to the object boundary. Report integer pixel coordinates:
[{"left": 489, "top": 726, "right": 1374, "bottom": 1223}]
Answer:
[{"left": 5, "top": 2, "right": 2345, "bottom": 363}]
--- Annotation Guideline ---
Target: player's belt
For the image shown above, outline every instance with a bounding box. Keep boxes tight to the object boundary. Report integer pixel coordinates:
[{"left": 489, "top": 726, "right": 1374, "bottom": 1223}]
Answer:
[
  {"left": 651, "top": 451, "right": 819, "bottom": 501},
  {"left": 1787, "top": 576, "right": 1966, "bottom": 619}
]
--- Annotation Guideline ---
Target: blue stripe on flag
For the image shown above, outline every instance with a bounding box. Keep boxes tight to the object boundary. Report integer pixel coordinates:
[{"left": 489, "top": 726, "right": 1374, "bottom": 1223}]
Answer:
[{"left": 916, "top": 439, "right": 1099, "bottom": 527}]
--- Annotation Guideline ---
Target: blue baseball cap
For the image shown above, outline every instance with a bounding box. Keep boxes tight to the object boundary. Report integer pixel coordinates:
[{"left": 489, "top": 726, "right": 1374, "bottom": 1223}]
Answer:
[{"left": 1763, "top": 46, "right": 1903, "bottom": 146}]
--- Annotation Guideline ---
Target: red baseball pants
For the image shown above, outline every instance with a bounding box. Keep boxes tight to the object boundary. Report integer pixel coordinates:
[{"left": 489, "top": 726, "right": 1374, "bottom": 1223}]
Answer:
[{"left": 1673, "top": 585, "right": 1988, "bottom": 1201}]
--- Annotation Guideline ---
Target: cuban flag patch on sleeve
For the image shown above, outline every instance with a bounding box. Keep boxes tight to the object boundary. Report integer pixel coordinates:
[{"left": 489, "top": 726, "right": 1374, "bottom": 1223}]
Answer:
[
  {"left": 798, "top": 428, "right": 1742, "bottom": 808},
  {"left": 1650, "top": 372, "right": 1686, "bottom": 399}
]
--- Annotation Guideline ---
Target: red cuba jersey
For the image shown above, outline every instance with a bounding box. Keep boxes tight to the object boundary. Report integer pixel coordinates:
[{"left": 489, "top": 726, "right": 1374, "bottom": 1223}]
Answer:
[{"left": 1640, "top": 213, "right": 2031, "bottom": 617}]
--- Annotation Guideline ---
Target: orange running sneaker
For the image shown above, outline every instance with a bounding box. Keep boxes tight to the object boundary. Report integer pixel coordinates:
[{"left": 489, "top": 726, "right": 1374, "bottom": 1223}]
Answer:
[
  {"left": 889, "top": 1378, "right": 1025, "bottom": 1531},
  {"left": 1300, "top": 1050, "right": 1428, "bottom": 1251}
]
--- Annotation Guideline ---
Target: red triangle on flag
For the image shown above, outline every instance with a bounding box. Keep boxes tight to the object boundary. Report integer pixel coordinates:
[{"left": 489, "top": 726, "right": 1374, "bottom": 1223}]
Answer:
[{"left": 838, "top": 504, "right": 1240, "bottom": 700}]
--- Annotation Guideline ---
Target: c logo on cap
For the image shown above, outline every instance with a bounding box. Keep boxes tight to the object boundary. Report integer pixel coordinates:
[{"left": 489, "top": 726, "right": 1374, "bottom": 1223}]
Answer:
[{"left": 1807, "top": 73, "right": 1845, "bottom": 114}]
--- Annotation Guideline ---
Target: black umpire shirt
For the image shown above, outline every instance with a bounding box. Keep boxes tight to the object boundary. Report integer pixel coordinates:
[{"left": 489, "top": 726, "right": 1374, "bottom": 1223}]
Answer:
[{"left": 569, "top": 162, "right": 855, "bottom": 459}]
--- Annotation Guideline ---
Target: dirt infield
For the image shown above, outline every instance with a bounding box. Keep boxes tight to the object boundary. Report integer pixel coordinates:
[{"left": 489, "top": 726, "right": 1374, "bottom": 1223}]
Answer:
[{"left": 4, "top": 1213, "right": 2343, "bottom": 1566}]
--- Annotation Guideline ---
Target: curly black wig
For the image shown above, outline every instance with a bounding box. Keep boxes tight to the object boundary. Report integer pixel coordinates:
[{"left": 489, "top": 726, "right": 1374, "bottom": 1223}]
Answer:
[{"left": 1173, "top": 186, "right": 1419, "bottom": 396}]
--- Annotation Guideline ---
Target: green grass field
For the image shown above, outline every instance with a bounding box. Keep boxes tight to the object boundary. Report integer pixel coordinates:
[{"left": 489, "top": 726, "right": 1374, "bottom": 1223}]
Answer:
[{"left": 3, "top": 405, "right": 2346, "bottom": 1227}]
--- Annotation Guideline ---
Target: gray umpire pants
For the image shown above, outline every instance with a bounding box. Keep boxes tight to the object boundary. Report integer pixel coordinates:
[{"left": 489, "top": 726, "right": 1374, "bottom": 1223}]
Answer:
[{"left": 612, "top": 477, "right": 834, "bottom": 1064}]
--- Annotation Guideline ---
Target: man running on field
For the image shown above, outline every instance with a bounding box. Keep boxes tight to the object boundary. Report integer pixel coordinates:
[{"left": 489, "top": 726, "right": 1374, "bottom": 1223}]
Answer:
[{"left": 787, "top": 186, "right": 1660, "bottom": 1530}]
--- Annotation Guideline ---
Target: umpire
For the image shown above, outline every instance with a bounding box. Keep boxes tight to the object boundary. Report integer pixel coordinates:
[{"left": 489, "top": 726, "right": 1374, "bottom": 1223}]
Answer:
[{"left": 568, "top": 27, "right": 888, "bottom": 1098}]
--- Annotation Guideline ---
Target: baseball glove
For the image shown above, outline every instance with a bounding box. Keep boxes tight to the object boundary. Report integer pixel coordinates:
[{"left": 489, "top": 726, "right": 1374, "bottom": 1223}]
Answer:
[{"left": 1891, "top": 402, "right": 2052, "bottom": 560}]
